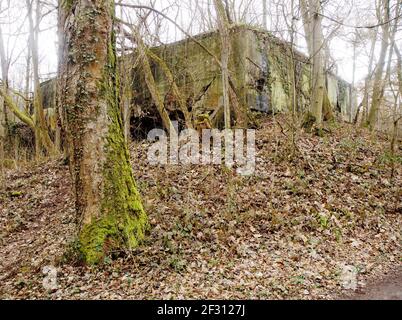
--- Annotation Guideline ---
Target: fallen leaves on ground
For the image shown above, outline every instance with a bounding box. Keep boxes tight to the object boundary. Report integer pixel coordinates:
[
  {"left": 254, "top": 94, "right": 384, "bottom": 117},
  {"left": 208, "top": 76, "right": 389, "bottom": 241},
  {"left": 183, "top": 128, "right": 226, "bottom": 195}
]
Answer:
[{"left": 0, "top": 115, "right": 401, "bottom": 299}]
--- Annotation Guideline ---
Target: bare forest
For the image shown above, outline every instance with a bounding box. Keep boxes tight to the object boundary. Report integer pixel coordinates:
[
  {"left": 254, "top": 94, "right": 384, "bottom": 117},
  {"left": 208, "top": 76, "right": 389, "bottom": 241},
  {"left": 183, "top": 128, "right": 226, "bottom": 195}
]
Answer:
[{"left": 0, "top": 0, "right": 401, "bottom": 301}]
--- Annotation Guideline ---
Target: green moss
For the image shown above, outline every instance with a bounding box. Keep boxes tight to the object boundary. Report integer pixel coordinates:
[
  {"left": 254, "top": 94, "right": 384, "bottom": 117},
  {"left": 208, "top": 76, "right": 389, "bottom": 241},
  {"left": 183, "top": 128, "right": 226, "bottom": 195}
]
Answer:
[
  {"left": 62, "top": 0, "right": 74, "bottom": 10},
  {"left": 10, "top": 191, "right": 23, "bottom": 198},
  {"left": 79, "top": 207, "right": 148, "bottom": 264},
  {"left": 77, "top": 1, "right": 149, "bottom": 265}
]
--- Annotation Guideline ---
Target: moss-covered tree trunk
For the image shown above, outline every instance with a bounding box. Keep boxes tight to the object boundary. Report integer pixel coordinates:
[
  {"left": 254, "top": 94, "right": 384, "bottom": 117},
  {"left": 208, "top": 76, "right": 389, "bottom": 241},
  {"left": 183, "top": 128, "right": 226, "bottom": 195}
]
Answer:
[{"left": 59, "top": 0, "right": 148, "bottom": 264}]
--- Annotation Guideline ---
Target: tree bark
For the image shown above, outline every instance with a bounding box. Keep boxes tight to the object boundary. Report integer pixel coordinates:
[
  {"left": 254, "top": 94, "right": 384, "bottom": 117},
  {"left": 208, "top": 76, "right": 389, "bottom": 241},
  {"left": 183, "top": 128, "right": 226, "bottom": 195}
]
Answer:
[
  {"left": 262, "top": 0, "right": 268, "bottom": 29},
  {"left": 377, "top": 0, "right": 400, "bottom": 116},
  {"left": 214, "top": 0, "right": 231, "bottom": 129},
  {"left": 310, "top": 0, "right": 325, "bottom": 126},
  {"left": 360, "top": 28, "right": 378, "bottom": 125},
  {"left": 0, "top": 95, "right": 4, "bottom": 186},
  {"left": 24, "top": 43, "right": 31, "bottom": 114},
  {"left": 395, "top": 46, "right": 402, "bottom": 95},
  {"left": 300, "top": 0, "right": 328, "bottom": 127},
  {"left": 351, "top": 31, "right": 357, "bottom": 123},
  {"left": 366, "top": 0, "right": 390, "bottom": 129},
  {"left": 300, "top": 0, "right": 313, "bottom": 54},
  {"left": 0, "top": 23, "right": 8, "bottom": 185},
  {"left": 26, "top": 0, "right": 55, "bottom": 157},
  {"left": 118, "top": 32, "right": 133, "bottom": 143},
  {"left": 60, "top": 0, "right": 148, "bottom": 264}
]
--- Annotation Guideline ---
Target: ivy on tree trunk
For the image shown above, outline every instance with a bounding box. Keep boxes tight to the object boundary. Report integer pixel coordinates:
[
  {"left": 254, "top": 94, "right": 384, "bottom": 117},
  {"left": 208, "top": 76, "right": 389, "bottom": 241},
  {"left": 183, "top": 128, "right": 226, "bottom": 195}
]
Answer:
[{"left": 60, "top": 0, "right": 148, "bottom": 264}]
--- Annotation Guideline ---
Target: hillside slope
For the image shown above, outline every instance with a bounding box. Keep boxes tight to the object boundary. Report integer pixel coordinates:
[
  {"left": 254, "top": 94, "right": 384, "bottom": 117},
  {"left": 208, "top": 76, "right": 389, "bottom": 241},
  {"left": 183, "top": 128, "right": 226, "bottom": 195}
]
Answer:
[{"left": 0, "top": 116, "right": 401, "bottom": 299}]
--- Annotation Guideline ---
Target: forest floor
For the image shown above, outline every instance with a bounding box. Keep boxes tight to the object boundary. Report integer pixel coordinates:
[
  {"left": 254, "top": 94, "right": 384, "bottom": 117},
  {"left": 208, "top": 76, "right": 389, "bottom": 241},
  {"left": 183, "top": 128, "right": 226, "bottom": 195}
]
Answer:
[{"left": 0, "top": 115, "right": 401, "bottom": 299}]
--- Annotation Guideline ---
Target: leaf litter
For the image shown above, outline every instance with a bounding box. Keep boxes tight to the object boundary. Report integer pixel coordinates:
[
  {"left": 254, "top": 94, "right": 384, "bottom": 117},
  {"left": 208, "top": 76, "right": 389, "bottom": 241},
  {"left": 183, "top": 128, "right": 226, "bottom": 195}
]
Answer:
[{"left": 0, "top": 115, "right": 400, "bottom": 299}]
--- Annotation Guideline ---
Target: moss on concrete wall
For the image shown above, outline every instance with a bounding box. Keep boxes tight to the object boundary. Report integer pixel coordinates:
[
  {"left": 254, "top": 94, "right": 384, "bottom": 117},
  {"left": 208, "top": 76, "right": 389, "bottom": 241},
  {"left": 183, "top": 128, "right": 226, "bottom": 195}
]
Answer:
[
  {"left": 41, "top": 25, "right": 354, "bottom": 129},
  {"left": 130, "top": 25, "right": 353, "bottom": 126}
]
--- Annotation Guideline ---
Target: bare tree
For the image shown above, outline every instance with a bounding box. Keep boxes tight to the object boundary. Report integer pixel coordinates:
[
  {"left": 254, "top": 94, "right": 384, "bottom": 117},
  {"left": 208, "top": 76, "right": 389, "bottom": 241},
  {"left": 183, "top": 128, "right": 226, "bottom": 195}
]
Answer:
[
  {"left": 214, "top": 0, "right": 232, "bottom": 129},
  {"left": 300, "top": 0, "right": 325, "bottom": 127},
  {"left": 131, "top": 24, "right": 176, "bottom": 134},
  {"left": 366, "top": 0, "right": 391, "bottom": 129},
  {"left": 26, "top": 0, "right": 55, "bottom": 156},
  {"left": 354, "top": 28, "right": 378, "bottom": 125},
  {"left": 395, "top": 46, "right": 402, "bottom": 95},
  {"left": 262, "top": 0, "right": 268, "bottom": 29},
  {"left": 0, "top": 20, "right": 6, "bottom": 185}
]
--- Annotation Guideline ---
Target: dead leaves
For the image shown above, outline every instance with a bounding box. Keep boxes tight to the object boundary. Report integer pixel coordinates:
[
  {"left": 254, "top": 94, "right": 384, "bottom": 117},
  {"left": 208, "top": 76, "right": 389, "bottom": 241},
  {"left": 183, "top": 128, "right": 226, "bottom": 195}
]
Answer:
[{"left": 0, "top": 117, "right": 401, "bottom": 299}]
